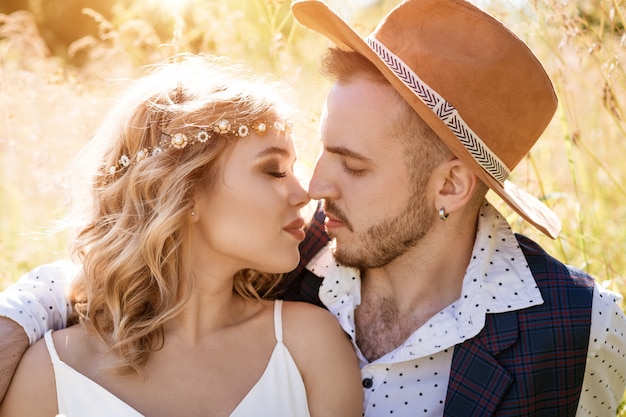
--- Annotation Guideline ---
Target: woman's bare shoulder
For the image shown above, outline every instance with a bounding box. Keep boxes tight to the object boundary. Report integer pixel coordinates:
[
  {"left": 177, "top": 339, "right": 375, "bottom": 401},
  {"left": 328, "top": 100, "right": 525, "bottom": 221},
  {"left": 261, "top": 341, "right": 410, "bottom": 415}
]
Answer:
[
  {"left": 280, "top": 301, "right": 363, "bottom": 416},
  {"left": 0, "top": 334, "right": 57, "bottom": 416},
  {"left": 281, "top": 301, "right": 340, "bottom": 329},
  {"left": 280, "top": 301, "right": 352, "bottom": 354}
]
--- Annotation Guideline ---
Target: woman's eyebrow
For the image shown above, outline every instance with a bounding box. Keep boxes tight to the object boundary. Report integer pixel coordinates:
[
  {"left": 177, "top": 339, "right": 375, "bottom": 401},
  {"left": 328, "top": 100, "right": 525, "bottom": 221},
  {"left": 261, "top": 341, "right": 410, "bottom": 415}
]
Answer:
[{"left": 256, "top": 146, "right": 290, "bottom": 158}]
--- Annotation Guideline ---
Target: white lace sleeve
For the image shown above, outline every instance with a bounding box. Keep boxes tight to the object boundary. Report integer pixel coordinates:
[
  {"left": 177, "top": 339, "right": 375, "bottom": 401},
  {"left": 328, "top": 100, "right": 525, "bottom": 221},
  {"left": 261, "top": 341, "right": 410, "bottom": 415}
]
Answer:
[
  {"left": 577, "top": 282, "right": 626, "bottom": 416},
  {"left": 0, "top": 260, "right": 78, "bottom": 345}
]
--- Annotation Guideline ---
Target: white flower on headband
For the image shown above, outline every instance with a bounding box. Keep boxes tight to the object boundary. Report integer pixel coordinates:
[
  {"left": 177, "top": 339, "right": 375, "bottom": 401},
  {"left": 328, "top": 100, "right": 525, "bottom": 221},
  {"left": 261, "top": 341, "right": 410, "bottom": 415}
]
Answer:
[
  {"left": 273, "top": 121, "right": 285, "bottom": 131},
  {"left": 171, "top": 133, "right": 189, "bottom": 149},
  {"left": 255, "top": 122, "right": 267, "bottom": 133},
  {"left": 136, "top": 149, "right": 148, "bottom": 162},
  {"left": 215, "top": 119, "right": 231, "bottom": 134},
  {"left": 197, "top": 130, "right": 210, "bottom": 143},
  {"left": 238, "top": 125, "right": 249, "bottom": 137},
  {"left": 120, "top": 155, "right": 130, "bottom": 167}
]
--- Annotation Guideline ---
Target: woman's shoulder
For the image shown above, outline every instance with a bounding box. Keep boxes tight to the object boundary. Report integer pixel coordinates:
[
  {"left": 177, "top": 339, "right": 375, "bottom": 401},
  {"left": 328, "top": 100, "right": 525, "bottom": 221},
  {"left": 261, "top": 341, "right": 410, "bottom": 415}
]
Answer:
[
  {"left": 0, "top": 332, "right": 58, "bottom": 416},
  {"left": 16, "top": 334, "right": 54, "bottom": 375},
  {"left": 51, "top": 325, "right": 110, "bottom": 370},
  {"left": 280, "top": 300, "right": 337, "bottom": 326},
  {"left": 280, "top": 301, "right": 350, "bottom": 349},
  {"left": 278, "top": 301, "right": 363, "bottom": 416}
]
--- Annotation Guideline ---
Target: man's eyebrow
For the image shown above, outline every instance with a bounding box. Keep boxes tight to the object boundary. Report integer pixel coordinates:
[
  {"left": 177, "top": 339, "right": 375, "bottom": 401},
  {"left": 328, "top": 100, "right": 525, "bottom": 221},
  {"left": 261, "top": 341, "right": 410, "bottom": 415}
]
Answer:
[
  {"left": 256, "top": 146, "right": 290, "bottom": 158},
  {"left": 325, "top": 145, "right": 372, "bottom": 163}
]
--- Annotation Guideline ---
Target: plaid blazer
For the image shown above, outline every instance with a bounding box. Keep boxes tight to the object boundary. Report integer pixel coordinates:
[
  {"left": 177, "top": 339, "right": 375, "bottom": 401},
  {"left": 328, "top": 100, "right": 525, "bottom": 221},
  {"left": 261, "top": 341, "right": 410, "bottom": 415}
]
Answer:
[{"left": 278, "top": 204, "right": 594, "bottom": 416}]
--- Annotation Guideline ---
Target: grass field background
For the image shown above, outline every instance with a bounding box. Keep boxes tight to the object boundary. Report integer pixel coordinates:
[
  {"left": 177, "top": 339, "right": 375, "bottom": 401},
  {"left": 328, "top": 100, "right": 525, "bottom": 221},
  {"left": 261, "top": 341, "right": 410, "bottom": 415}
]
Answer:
[{"left": 1, "top": 0, "right": 625, "bottom": 412}]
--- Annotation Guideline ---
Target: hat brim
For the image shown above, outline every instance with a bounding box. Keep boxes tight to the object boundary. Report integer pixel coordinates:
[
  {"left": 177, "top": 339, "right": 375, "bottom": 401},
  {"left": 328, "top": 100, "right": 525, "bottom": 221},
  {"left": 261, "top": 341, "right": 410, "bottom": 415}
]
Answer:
[{"left": 291, "top": 0, "right": 561, "bottom": 238}]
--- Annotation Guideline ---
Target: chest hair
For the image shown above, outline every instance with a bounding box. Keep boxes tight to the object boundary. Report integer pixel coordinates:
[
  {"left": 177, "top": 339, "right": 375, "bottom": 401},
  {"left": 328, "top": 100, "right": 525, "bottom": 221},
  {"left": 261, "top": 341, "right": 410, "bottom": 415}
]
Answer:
[{"left": 355, "top": 294, "right": 437, "bottom": 362}]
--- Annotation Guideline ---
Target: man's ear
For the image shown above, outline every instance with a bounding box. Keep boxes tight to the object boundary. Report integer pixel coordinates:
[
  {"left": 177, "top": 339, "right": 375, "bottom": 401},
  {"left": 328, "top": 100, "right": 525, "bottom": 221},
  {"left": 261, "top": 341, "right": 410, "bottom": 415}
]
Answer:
[{"left": 432, "top": 158, "right": 479, "bottom": 214}]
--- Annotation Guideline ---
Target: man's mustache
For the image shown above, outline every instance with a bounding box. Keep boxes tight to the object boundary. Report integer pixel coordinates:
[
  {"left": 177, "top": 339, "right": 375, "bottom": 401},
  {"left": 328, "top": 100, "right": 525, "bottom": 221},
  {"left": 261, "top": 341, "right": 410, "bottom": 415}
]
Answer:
[{"left": 323, "top": 200, "right": 353, "bottom": 232}]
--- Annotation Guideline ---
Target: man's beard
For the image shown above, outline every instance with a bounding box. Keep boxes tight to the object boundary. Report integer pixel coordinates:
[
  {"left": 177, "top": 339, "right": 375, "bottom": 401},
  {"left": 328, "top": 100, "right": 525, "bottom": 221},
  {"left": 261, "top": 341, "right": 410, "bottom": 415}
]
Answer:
[{"left": 325, "top": 183, "right": 434, "bottom": 269}]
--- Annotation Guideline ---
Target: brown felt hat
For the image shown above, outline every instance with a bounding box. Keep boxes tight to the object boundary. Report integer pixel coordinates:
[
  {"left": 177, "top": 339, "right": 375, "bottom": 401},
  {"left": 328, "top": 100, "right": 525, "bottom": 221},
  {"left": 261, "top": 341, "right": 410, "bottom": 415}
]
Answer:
[{"left": 291, "top": 0, "right": 561, "bottom": 238}]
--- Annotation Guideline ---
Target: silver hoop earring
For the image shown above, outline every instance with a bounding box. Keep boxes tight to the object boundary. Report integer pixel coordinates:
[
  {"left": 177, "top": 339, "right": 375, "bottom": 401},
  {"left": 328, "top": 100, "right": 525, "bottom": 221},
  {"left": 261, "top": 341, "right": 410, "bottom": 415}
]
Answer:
[{"left": 439, "top": 208, "right": 449, "bottom": 221}]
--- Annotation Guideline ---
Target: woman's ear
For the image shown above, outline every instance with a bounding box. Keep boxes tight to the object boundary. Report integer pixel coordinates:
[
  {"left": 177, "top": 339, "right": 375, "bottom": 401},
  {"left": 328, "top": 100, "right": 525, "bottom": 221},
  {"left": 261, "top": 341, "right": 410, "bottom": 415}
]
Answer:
[
  {"left": 189, "top": 199, "right": 200, "bottom": 223},
  {"left": 432, "top": 158, "right": 479, "bottom": 215}
]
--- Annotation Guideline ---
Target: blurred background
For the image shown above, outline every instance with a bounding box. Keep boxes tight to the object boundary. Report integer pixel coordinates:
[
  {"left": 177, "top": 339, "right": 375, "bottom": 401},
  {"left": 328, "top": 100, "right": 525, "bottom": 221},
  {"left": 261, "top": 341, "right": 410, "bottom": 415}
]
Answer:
[{"left": 0, "top": 0, "right": 625, "bottom": 372}]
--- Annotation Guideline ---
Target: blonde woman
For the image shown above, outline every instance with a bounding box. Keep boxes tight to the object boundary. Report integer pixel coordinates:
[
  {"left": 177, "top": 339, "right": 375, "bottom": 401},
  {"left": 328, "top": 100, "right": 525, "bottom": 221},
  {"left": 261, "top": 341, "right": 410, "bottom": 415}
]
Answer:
[{"left": 0, "top": 54, "right": 362, "bottom": 417}]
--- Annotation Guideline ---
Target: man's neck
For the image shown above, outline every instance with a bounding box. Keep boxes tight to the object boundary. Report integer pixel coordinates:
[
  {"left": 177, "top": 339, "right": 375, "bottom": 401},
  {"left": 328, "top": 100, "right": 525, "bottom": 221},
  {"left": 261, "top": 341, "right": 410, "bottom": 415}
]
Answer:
[{"left": 355, "top": 220, "right": 477, "bottom": 361}]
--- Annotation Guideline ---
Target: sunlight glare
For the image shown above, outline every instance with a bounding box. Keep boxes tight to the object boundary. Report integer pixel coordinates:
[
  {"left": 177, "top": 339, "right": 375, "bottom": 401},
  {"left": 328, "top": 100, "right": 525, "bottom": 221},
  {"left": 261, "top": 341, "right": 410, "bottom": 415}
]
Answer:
[{"left": 147, "top": 0, "right": 193, "bottom": 16}]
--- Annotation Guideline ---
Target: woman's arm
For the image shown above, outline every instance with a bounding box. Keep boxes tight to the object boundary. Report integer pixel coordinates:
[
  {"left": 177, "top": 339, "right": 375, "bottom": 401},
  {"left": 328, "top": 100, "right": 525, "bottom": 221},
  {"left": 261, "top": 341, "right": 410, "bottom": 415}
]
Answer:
[{"left": 284, "top": 302, "right": 364, "bottom": 417}]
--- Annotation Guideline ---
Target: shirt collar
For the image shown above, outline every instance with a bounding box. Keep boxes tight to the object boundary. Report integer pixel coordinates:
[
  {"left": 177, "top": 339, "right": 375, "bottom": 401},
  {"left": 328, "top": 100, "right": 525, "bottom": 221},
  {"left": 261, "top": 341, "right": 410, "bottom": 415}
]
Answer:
[{"left": 309, "top": 201, "right": 544, "bottom": 361}]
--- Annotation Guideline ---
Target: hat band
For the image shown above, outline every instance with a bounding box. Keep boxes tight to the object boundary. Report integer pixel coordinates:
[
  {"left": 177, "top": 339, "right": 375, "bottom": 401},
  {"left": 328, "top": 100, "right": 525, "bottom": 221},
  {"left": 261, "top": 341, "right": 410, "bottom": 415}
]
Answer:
[{"left": 366, "top": 37, "right": 510, "bottom": 184}]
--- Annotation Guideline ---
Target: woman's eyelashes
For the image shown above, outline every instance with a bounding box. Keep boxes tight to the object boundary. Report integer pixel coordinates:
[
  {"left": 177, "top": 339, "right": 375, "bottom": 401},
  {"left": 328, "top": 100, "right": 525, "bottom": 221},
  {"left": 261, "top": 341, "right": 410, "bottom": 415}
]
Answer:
[
  {"left": 261, "top": 160, "right": 288, "bottom": 178},
  {"left": 268, "top": 170, "right": 287, "bottom": 178}
]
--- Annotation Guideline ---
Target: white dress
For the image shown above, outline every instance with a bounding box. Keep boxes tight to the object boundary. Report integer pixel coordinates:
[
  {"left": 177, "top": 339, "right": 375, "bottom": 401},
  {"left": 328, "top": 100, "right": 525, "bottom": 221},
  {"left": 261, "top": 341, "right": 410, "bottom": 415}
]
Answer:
[{"left": 44, "top": 300, "right": 311, "bottom": 417}]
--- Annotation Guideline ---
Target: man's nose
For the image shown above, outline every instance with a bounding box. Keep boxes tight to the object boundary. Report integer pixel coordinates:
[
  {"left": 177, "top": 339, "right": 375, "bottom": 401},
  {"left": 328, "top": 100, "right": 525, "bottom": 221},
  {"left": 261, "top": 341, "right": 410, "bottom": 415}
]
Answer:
[{"left": 308, "top": 156, "right": 339, "bottom": 201}]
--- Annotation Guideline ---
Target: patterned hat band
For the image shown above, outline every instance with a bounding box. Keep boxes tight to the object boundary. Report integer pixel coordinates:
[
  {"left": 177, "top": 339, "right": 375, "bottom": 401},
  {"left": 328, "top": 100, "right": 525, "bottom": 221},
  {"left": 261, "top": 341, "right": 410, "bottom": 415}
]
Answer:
[
  {"left": 366, "top": 37, "right": 511, "bottom": 184},
  {"left": 105, "top": 118, "right": 292, "bottom": 179}
]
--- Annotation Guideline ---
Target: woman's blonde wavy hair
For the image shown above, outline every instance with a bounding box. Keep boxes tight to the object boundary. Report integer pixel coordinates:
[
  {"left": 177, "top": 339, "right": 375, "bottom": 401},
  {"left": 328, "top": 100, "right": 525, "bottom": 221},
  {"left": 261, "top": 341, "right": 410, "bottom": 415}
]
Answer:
[{"left": 67, "top": 54, "right": 292, "bottom": 375}]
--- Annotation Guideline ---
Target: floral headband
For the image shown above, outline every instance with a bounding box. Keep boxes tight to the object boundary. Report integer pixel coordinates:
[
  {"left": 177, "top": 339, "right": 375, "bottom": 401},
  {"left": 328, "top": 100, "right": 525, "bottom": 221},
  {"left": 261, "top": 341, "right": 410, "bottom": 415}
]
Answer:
[{"left": 105, "top": 118, "right": 292, "bottom": 179}]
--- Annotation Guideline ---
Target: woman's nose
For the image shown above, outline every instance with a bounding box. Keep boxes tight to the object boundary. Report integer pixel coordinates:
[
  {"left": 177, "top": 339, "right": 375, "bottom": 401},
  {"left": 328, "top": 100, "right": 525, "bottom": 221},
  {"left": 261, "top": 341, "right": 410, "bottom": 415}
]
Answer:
[{"left": 290, "top": 177, "right": 311, "bottom": 208}]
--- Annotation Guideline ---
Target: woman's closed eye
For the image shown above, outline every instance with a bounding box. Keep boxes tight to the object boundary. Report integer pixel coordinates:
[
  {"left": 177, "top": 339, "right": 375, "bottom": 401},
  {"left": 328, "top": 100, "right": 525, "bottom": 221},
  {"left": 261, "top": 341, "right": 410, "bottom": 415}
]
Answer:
[
  {"left": 261, "top": 160, "right": 289, "bottom": 179},
  {"left": 268, "top": 170, "right": 287, "bottom": 178}
]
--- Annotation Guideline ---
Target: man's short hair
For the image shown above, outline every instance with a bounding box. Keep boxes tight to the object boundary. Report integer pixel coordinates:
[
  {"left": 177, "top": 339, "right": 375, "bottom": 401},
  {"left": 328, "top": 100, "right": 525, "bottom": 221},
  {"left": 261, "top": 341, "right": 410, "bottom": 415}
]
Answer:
[{"left": 321, "top": 48, "right": 452, "bottom": 181}]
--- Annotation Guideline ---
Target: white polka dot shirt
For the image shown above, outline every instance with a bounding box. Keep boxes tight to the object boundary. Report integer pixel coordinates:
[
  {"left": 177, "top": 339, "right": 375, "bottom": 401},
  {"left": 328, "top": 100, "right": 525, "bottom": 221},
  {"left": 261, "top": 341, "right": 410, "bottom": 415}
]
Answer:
[{"left": 0, "top": 260, "right": 77, "bottom": 343}]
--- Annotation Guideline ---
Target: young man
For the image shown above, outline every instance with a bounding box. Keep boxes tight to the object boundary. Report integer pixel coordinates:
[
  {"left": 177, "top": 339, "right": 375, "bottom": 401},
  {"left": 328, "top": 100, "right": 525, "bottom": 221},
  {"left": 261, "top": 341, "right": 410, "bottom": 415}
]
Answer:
[
  {"left": 0, "top": 0, "right": 625, "bottom": 415},
  {"left": 282, "top": 0, "right": 626, "bottom": 415}
]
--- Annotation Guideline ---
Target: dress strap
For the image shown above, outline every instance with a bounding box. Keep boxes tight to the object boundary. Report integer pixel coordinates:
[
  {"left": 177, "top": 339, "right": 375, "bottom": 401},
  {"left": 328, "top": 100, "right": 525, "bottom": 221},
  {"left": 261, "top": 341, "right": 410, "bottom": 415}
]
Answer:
[
  {"left": 43, "top": 330, "right": 61, "bottom": 363},
  {"left": 273, "top": 299, "right": 284, "bottom": 343}
]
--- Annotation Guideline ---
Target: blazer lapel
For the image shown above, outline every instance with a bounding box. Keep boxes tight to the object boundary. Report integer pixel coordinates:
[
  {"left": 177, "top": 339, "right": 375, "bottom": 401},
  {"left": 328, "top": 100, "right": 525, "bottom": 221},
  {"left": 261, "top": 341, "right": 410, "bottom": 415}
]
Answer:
[{"left": 444, "top": 311, "right": 519, "bottom": 416}]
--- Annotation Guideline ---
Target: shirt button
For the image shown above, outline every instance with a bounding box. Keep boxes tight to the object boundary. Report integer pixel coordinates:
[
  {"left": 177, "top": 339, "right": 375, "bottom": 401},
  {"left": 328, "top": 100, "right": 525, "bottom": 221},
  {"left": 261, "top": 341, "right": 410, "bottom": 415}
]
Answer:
[{"left": 362, "top": 377, "right": 373, "bottom": 388}]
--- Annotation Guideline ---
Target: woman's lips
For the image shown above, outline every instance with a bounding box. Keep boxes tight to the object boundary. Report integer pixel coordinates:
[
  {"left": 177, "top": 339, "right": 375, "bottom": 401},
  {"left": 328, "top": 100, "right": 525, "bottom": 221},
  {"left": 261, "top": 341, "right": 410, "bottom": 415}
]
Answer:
[{"left": 284, "top": 218, "right": 306, "bottom": 241}]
